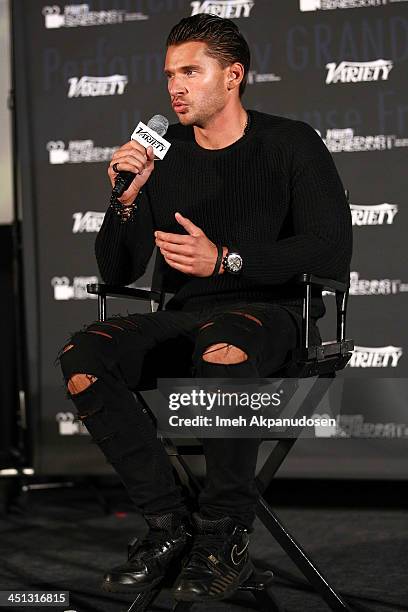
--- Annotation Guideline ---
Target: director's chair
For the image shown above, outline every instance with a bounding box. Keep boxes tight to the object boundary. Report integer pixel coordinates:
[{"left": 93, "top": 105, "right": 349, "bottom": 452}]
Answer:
[{"left": 87, "top": 240, "right": 354, "bottom": 612}]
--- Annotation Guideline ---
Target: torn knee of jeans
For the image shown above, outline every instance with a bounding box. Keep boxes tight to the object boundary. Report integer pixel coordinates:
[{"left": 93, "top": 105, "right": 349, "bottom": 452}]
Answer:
[
  {"left": 122, "top": 318, "right": 140, "bottom": 329},
  {"left": 84, "top": 321, "right": 118, "bottom": 337},
  {"left": 202, "top": 343, "right": 248, "bottom": 364},
  {"left": 54, "top": 342, "right": 74, "bottom": 366},
  {"left": 89, "top": 317, "right": 141, "bottom": 334},
  {"left": 86, "top": 330, "right": 113, "bottom": 339},
  {"left": 67, "top": 373, "right": 98, "bottom": 396},
  {"left": 199, "top": 321, "right": 214, "bottom": 331}
]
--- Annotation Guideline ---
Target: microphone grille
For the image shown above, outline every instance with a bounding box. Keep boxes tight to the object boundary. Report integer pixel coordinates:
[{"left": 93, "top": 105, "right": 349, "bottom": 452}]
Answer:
[{"left": 147, "top": 114, "right": 169, "bottom": 137}]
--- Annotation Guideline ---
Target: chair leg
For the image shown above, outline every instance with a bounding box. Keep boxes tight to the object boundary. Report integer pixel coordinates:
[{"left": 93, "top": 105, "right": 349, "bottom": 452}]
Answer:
[
  {"left": 242, "top": 569, "right": 283, "bottom": 612},
  {"left": 171, "top": 569, "right": 281, "bottom": 612},
  {"left": 170, "top": 454, "right": 202, "bottom": 499},
  {"left": 256, "top": 495, "right": 352, "bottom": 612},
  {"left": 126, "top": 587, "right": 161, "bottom": 612}
]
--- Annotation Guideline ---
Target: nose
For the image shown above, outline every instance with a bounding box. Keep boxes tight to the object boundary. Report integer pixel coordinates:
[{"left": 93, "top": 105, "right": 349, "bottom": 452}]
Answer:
[{"left": 168, "top": 75, "right": 186, "bottom": 98}]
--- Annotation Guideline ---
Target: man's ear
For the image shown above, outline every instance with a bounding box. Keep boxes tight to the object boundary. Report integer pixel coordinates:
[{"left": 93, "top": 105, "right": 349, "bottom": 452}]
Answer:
[{"left": 227, "top": 63, "right": 244, "bottom": 90}]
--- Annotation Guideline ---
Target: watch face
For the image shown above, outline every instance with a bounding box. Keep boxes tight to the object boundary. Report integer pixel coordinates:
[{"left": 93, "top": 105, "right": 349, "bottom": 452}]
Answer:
[{"left": 227, "top": 253, "right": 242, "bottom": 272}]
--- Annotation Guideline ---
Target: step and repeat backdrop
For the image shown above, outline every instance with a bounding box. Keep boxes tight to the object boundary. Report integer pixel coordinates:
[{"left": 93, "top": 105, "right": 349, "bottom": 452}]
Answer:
[{"left": 12, "top": 0, "right": 408, "bottom": 477}]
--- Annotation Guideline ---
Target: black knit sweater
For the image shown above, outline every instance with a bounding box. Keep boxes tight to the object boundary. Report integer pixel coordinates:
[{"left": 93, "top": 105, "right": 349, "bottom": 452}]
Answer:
[{"left": 95, "top": 110, "right": 352, "bottom": 319}]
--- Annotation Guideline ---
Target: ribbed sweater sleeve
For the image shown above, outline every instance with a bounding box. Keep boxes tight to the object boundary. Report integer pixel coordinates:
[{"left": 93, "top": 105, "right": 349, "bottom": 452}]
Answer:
[
  {"left": 233, "top": 122, "right": 352, "bottom": 284},
  {"left": 94, "top": 188, "right": 155, "bottom": 285}
]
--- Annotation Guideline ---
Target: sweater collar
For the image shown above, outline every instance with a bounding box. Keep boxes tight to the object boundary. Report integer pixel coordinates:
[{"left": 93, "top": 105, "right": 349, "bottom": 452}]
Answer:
[{"left": 176, "top": 109, "right": 258, "bottom": 153}]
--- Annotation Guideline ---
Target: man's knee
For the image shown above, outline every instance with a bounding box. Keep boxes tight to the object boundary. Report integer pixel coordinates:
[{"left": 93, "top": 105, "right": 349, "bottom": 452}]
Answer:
[
  {"left": 198, "top": 311, "right": 263, "bottom": 364},
  {"left": 61, "top": 344, "right": 98, "bottom": 395},
  {"left": 67, "top": 373, "right": 98, "bottom": 395},
  {"left": 58, "top": 333, "right": 105, "bottom": 396},
  {"left": 202, "top": 343, "right": 248, "bottom": 364}
]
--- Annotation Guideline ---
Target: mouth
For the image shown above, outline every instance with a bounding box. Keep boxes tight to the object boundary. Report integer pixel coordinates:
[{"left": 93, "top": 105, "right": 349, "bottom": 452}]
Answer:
[{"left": 172, "top": 102, "right": 188, "bottom": 112}]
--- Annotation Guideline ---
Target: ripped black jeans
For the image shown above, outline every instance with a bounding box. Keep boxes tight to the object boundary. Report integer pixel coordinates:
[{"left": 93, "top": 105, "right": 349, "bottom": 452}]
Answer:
[{"left": 56, "top": 300, "right": 321, "bottom": 530}]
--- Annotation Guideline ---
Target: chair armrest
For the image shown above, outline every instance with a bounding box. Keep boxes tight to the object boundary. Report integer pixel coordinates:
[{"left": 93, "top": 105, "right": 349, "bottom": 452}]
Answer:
[
  {"left": 86, "top": 283, "right": 164, "bottom": 321},
  {"left": 295, "top": 274, "right": 348, "bottom": 293},
  {"left": 87, "top": 283, "right": 162, "bottom": 302},
  {"left": 294, "top": 273, "right": 350, "bottom": 348}
]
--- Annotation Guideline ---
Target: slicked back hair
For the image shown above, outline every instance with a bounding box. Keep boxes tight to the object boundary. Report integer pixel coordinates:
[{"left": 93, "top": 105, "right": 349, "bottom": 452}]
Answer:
[{"left": 166, "top": 14, "right": 251, "bottom": 97}]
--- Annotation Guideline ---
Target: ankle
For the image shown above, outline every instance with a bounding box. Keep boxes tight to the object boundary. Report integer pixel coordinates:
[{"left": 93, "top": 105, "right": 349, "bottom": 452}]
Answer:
[
  {"left": 197, "top": 512, "right": 253, "bottom": 533},
  {"left": 192, "top": 512, "right": 234, "bottom": 534},
  {"left": 144, "top": 510, "right": 191, "bottom": 534}
]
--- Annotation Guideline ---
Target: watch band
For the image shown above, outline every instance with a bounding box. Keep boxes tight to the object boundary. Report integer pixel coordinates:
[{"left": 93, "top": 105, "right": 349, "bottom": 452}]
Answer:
[{"left": 211, "top": 244, "right": 224, "bottom": 276}]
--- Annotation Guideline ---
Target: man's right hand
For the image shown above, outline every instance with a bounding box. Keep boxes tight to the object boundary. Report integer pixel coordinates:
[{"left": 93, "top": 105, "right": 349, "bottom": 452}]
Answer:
[{"left": 108, "top": 142, "right": 155, "bottom": 205}]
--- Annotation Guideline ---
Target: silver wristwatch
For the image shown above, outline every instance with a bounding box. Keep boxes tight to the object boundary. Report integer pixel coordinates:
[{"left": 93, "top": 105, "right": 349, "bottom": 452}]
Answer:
[{"left": 222, "top": 251, "right": 243, "bottom": 274}]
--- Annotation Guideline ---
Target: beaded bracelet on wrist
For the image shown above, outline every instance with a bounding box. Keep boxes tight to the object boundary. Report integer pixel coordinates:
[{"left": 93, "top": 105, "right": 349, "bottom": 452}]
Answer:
[{"left": 109, "top": 190, "right": 142, "bottom": 224}]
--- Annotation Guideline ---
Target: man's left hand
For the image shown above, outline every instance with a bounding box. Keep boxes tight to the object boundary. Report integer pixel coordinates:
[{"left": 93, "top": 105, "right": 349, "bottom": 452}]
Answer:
[{"left": 154, "top": 212, "right": 223, "bottom": 277}]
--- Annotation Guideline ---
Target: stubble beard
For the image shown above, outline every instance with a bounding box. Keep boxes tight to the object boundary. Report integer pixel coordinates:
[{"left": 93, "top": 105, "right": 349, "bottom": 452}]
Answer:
[{"left": 178, "top": 92, "right": 226, "bottom": 129}]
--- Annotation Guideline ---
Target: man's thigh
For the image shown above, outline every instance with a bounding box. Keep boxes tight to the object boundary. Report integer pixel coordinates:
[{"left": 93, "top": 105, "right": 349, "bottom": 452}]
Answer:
[
  {"left": 191, "top": 302, "right": 308, "bottom": 376},
  {"left": 238, "top": 302, "right": 321, "bottom": 375},
  {"left": 64, "top": 301, "right": 318, "bottom": 388},
  {"left": 66, "top": 309, "right": 203, "bottom": 390},
  {"left": 247, "top": 303, "right": 300, "bottom": 375}
]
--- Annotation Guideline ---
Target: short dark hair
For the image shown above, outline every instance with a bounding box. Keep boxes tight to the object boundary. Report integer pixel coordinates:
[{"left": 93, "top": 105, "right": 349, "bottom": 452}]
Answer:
[{"left": 166, "top": 14, "right": 251, "bottom": 97}]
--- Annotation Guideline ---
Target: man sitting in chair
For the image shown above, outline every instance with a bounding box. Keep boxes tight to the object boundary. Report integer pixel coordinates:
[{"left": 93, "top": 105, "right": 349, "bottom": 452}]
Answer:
[{"left": 58, "top": 14, "right": 352, "bottom": 604}]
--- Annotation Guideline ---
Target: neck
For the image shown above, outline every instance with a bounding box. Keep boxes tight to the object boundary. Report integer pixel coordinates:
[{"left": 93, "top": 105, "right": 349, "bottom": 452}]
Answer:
[{"left": 193, "top": 103, "right": 248, "bottom": 150}]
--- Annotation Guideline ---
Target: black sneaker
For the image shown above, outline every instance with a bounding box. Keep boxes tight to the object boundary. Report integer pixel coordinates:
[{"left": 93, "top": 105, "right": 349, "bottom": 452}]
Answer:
[
  {"left": 172, "top": 512, "right": 254, "bottom": 602},
  {"left": 102, "top": 511, "right": 192, "bottom": 593}
]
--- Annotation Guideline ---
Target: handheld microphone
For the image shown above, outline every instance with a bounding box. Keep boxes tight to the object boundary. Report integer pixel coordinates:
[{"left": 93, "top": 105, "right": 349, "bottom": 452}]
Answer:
[{"left": 112, "top": 114, "right": 169, "bottom": 198}]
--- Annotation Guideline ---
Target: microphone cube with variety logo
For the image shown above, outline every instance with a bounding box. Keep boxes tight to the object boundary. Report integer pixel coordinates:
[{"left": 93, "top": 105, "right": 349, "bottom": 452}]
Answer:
[{"left": 130, "top": 120, "right": 171, "bottom": 160}]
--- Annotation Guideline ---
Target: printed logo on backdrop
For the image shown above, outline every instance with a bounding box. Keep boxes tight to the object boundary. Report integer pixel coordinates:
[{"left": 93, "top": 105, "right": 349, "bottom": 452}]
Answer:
[
  {"left": 68, "top": 75, "right": 128, "bottom": 98},
  {"left": 350, "top": 272, "right": 408, "bottom": 296},
  {"left": 56, "top": 413, "right": 89, "bottom": 436},
  {"left": 348, "top": 346, "right": 403, "bottom": 368},
  {"left": 47, "top": 141, "right": 117, "bottom": 164},
  {"left": 72, "top": 212, "right": 105, "bottom": 233},
  {"left": 325, "top": 60, "right": 393, "bottom": 84},
  {"left": 247, "top": 70, "right": 281, "bottom": 85},
  {"left": 350, "top": 203, "right": 398, "bottom": 226},
  {"left": 299, "top": 0, "right": 406, "bottom": 11},
  {"left": 312, "top": 413, "right": 408, "bottom": 439},
  {"left": 320, "top": 129, "right": 408, "bottom": 153},
  {"left": 191, "top": 0, "right": 254, "bottom": 18},
  {"left": 42, "top": 4, "right": 148, "bottom": 29},
  {"left": 51, "top": 276, "right": 98, "bottom": 300}
]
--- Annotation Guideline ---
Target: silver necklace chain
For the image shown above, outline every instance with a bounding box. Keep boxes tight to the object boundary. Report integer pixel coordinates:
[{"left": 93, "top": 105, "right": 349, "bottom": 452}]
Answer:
[{"left": 243, "top": 111, "right": 251, "bottom": 135}]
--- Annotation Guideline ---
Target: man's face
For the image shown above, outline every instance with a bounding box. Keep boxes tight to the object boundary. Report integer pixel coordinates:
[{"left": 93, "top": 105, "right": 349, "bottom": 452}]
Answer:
[{"left": 164, "top": 41, "right": 230, "bottom": 127}]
